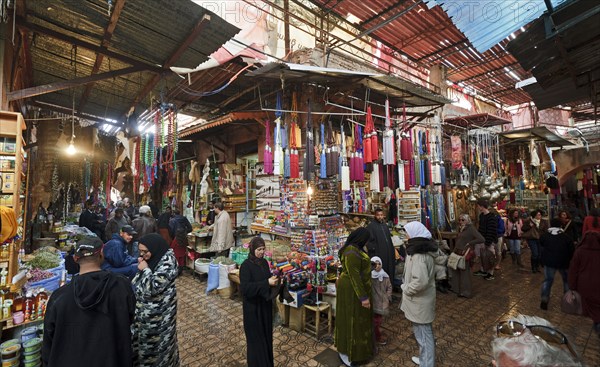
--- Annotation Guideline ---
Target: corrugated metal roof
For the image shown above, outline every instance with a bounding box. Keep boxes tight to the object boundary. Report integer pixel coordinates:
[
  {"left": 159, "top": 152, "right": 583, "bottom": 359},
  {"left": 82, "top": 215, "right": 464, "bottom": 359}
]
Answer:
[
  {"left": 308, "top": 0, "right": 534, "bottom": 106},
  {"left": 20, "top": 0, "right": 240, "bottom": 123},
  {"left": 425, "top": 0, "right": 568, "bottom": 53}
]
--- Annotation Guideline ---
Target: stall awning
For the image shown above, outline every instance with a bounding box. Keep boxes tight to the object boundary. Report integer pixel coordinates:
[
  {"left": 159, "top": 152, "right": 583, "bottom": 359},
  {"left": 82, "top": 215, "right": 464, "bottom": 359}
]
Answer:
[
  {"left": 179, "top": 111, "right": 272, "bottom": 138},
  {"left": 444, "top": 113, "right": 513, "bottom": 129},
  {"left": 500, "top": 126, "right": 575, "bottom": 147}
]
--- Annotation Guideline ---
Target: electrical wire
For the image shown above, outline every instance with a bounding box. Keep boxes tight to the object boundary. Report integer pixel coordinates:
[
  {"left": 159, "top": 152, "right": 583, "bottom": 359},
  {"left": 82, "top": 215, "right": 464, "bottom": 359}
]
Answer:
[{"left": 175, "top": 64, "right": 254, "bottom": 97}]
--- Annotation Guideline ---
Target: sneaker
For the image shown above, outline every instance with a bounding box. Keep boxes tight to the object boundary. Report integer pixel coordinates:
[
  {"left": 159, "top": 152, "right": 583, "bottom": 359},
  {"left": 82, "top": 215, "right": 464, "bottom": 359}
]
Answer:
[
  {"left": 411, "top": 356, "right": 420, "bottom": 365},
  {"left": 339, "top": 353, "right": 352, "bottom": 367},
  {"left": 484, "top": 274, "right": 495, "bottom": 280},
  {"left": 473, "top": 270, "right": 487, "bottom": 276},
  {"left": 540, "top": 300, "right": 548, "bottom": 310}
]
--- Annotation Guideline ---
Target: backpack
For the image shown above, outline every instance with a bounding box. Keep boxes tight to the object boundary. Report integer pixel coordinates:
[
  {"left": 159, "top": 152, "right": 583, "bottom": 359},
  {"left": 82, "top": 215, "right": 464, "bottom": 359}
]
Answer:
[{"left": 497, "top": 215, "right": 506, "bottom": 236}]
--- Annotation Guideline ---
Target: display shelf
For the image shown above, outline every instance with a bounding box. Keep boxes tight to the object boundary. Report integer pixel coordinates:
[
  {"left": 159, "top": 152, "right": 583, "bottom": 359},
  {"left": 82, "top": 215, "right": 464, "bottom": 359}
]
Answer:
[
  {"left": 0, "top": 152, "right": 15, "bottom": 156},
  {"left": 250, "top": 227, "right": 292, "bottom": 238},
  {"left": 2, "top": 317, "right": 43, "bottom": 331},
  {"left": 341, "top": 212, "right": 373, "bottom": 218}
]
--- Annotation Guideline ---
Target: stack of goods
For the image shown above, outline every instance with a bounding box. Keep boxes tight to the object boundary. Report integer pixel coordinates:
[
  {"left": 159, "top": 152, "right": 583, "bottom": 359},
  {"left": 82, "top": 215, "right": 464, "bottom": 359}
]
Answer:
[
  {"left": 343, "top": 215, "right": 369, "bottom": 232},
  {"left": 0, "top": 339, "right": 21, "bottom": 367},
  {"left": 250, "top": 210, "right": 284, "bottom": 234},
  {"left": 281, "top": 178, "right": 308, "bottom": 227},
  {"left": 21, "top": 330, "right": 42, "bottom": 367},
  {"left": 310, "top": 178, "right": 338, "bottom": 215},
  {"left": 230, "top": 247, "right": 249, "bottom": 266},
  {"left": 24, "top": 248, "right": 64, "bottom": 292},
  {"left": 290, "top": 232, "right": 305, "bottom": 251},
  {"left": 341, "top": 184, "right": 368, "bottom": 214}
]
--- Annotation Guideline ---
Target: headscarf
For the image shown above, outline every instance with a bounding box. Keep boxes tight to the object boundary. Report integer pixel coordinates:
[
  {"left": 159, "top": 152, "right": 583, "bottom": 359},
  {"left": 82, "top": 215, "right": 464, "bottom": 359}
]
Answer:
[
  {"left": 404, "top": 221, "right": 432, "bottom": 239},
  {"left": 341, "top": 227, "right": 371, "bottom": 252},
  {"left": 139, "top": 233, "right": 169, "bottom": 272},
  {"left": 370, "top": 256, "right": 389, "bottom": 281},
  {"left": 248, "top": 236, "right": 266, "bottom": 265}
]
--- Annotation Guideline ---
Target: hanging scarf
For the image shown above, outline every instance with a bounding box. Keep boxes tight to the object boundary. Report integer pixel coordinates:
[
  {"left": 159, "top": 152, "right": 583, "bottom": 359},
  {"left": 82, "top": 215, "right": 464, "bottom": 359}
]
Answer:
[
  {"left": 340, "top": 122, "right": 350, "bottom": 191},
  {"left": 364, "top": 106, "right": 373, "bottom": 164},
  {"left": 382, "top": 99, "right": 395, "bottom": 165},
  {"left": 304, "top": 99, "right": 314, "bottom": 180},
  {"left": 264, "top": 120, "right": 273, "bottom": 174}
]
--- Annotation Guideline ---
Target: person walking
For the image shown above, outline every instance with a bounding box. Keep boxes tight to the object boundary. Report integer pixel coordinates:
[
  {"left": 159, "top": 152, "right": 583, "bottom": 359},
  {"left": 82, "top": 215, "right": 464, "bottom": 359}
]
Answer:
[
  {"left": 522, "top": 209, "right": 549, "bottom": 273},
  {"left": 366, "top": 208, "right": 396, "bottom": 286},
  {"left": 240, "top": 237, "right": 279, "bottom": 367},
  {"left": 448, "top": 214, "right": 485, "bottom": 298},
  {"left": 169, "top": 208, "right": 193, "bottom": 272},
  {"left": 335, "top": 228, "right": 374, "bottom": 366},
  {"left": 401, "top": 221, "right": 438, "bottom": 367},
  {"left": 157, "top": 206, "right": 172, "bottom": 244},
  {"left": 132, "top": 234, "right": 180, "bottom": 366},
  {"left": 582, "top": 208, "right": 600, "bottom": 236},
  {"left": 42, "top": 237, "right": 135, "bottom": 367},
  {"left": 105, "top": 208, "right": 129, "bottom": 240},
  {"left": 371, "top": 256, "right": 392, "bottom": 345},
  {"left": 539, "top": 218, "right": 574, "bottom": 310},
  {"left": 568, "top": 231, "right": 600, "bottom": 338},
  {"left": 476, "top": 199, "right": 498, "bottom": 280},
  {"left": 505, "top": 208, "right": 524, "bottom": 270}
]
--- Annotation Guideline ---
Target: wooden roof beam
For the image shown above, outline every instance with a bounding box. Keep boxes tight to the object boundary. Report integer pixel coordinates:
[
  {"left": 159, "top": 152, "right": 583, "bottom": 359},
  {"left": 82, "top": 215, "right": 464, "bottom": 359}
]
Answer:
[
  {"left": 29, "top": 100, "right": 123, "bottom": 126},
  {"left": 79, "top": 0, "right": 127, "bottom": 111},
  {"left": 16, "top": 17, "right": 162, "bottom": 74},
  {"left": 8, "top": 66, "right": 142, "bottom": 101},
  {"left": 125, "top": 14, "right": 212, "bottom": 117}
]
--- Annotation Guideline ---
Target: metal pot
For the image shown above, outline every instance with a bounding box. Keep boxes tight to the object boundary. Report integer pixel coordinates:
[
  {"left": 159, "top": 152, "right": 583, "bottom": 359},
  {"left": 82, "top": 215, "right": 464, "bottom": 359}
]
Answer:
[
  {"left": 484, "top": 176, "right": 493, "bottom": 187},
  {"left": 468, "top": 194, "right": 477, "bottom": 202},
  {"left": 491, "top": 190, "right": 501, "bottom": 201},
  {"left": 480, "top": 189, "right": 491, "bottom": 199}
]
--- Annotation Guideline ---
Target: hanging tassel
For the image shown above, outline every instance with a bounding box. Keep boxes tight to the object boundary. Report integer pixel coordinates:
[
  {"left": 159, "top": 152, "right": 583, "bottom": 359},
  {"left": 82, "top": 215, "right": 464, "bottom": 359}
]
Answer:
[
  {"left": 371, "top": 163, "right": 380, "bottom": 192},
  {"left": 290, "top": 95, "right": 300, "bottom": 179},
  {"left": 284, "top": 148, "right": 291, "bottom": 178},
  {"left": 320, "top": 123, "right": 327, "bottom": 178},
  {"left": 304, "top": 99, "right": 314, "bottom": 180},
  {"left": 341, "top": 162, "right": 350, "bottom": 191},
  {"left": 398, "top": 162, "right": 405, "bottom": 191},
  {"left": 264, "top": 120, "right": 273, "bottom": 174},
  {"left": 371, "top": 115, "right": 379, "bottom": 162}
]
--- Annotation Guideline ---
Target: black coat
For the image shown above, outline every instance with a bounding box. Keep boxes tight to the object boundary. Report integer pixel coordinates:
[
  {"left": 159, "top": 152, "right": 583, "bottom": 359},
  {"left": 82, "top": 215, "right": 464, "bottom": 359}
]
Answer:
[
  {"left": 42, "top": 271, "right": 135, "bottom": 367},
  {"left": 239, "top": 258, "right": 274, "bottom": 367},
  {"left": 540, "top": 229, "right": 574, "bottom": 269},
  {"left": 366, "top": 220, "right": 396, "bottom": 282}
]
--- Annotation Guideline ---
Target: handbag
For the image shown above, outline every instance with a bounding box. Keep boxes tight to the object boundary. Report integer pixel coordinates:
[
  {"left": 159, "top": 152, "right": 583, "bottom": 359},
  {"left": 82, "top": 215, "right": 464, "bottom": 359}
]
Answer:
[
  {"left": 448, "top": 248, "right": 470, "bottom": 271},
  {"left": 561, "top": 290, "right": 583, "bottom": 315}
]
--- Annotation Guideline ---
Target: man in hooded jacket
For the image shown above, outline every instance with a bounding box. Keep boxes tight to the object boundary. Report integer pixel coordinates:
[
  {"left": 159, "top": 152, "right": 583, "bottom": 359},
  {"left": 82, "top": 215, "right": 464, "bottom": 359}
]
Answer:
[
  {"left": 401, "top": 221, "right": 438, "bottom": 367},
  {"left": 42, "top": 236, "right": 135, "bottom": 367}
]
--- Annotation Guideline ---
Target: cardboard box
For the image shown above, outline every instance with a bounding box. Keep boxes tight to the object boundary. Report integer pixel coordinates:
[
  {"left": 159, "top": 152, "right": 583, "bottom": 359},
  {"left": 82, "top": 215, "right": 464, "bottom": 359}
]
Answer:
[
  {"left": 288, "top": 306, "right": 304, "bottom": 332},
  {"left": 282, "top": 289, "right": 307, "bottom": 308}
]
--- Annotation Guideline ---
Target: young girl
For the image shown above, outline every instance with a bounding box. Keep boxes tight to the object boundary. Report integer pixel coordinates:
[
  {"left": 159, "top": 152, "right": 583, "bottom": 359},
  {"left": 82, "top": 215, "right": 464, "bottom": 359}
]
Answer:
[{"left": 371, "top": 256, "right": 393, "bottom": 345}]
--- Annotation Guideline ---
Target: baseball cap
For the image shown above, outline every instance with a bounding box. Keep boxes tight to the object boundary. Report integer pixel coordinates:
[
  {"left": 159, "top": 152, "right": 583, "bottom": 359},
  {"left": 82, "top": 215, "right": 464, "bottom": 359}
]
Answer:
[
  {"left": 120, "top": 225, "right": 137, "bottom": 235},
  {"left": 75, "top": 237, "right": 104, "bottom": 257}
]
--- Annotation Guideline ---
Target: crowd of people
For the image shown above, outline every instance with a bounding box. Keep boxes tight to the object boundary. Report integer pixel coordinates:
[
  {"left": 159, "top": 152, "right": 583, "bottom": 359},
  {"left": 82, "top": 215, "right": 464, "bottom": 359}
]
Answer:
[{"left": 51, "top": 196, "right": 600, "bottom": 367}]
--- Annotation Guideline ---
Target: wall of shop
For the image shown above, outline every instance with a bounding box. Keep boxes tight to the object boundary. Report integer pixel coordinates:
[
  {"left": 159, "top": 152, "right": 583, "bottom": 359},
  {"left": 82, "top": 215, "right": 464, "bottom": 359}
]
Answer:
[
  {"left": 554, "top": 145, "right": 600, "bottom": 184},
  {"left": 193, "top": 123, "right": 261, "bottom": 163}
]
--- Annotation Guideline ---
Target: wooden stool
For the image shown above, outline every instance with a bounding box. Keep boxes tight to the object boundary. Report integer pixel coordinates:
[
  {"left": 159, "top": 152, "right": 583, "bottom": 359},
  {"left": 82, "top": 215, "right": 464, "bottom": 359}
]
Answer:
[{"left": 302, "top": 302, "right": 332, "bottom": 339}]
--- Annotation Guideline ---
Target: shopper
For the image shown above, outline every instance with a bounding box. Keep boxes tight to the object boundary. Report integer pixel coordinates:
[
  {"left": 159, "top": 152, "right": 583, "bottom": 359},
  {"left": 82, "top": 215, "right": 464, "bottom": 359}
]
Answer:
[
  {"left": 539, "top": 218, "right": 574, "bottom": 310},
  {"left": 522, "top": 209, "right": 548, "bottom": 273},
  {"left": 582, "top": 208, "right": 600, "bottom": 236},
  {"left": 206, "top": 199, "right": 217, "bottom": 226},
  {"left": 371, "top": 256, "right": 392, "bottom": 345},
  {"left": 102, "top": 225, "right": 138, "bottom": 279},
  {"left": 239, "top": 237, "right": 279, "bottom": 367},
  {"left": 132, "top": 233, "right": 180, "bottom": 366},
  {"left": 366, "top": 208, "right": 396, "bottom": 285},
  {"left": 558, "top": 210, "right": 578, "bottom": 245},
  {"left": 105, "top": 208, "right": 129, "bottom": 240},
  {"left": 157, "top": 206, "right": 173, "bottom": 244},
  {"left": 209, "top": 202, "right": 234, "bottom": 256},
  {"left": 132, "top": 205, "right": 157, "bottom": 239},
  {"left": 79, "top": 198, "right": 103, "bottom": 239},
  {"left": 476, "top": 199, "right": 498, "bottom": 280},
  {"left": 568, "top": 231, "right": 600, "bottom": 339},
  {"left": 42, "top": 237, "right": 135, "bottom": 367},
  {"left": 505, "top": 208, "right": 524, "bottom": 270},
  {"left": 494, "top": 210, "right": 506, "bottom": 270},
  {"left": 123, "top": 197, "right": 137, "bottom": 220},
  {"left": 335, "top": 227, "right": 374, "bottom": 367},
  {"left": 169, "top": 207, "right": 192, "bottom": 272},
  {"left": 401, "top": 221, "right": 437, "bottom": 367},
  {"left": 448, "top": 214, "right": 485, "bottom": 298},
  {"left": 492, "top": 314, "right": 580, "bottom": 367}
]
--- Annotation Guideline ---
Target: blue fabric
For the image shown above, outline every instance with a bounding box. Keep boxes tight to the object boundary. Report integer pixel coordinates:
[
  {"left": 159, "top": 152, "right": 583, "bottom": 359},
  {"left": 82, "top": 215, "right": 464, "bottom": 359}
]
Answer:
[
  {"left": 541, "top": 266, "right": 569, "bottom": 301},
  {"left": 102, "top": 234, "right": 137, "bottom": 275},
  {"left": 528, "top": 239, "right": 540, "bottom": 262},
  {"left": 497, "top": 215, "right": 506, "bottom": 237},
  {"left": 207, "top": 263, "right": 220, "bottom": 293},
  {"left": 507, "top": 239, "right": 521, "bottom": 255}
]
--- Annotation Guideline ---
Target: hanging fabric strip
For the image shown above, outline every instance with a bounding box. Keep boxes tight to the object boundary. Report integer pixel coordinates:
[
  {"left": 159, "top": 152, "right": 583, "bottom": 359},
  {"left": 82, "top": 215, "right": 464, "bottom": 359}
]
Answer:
[
  {"left": 382, "top": 99, "right": 394, "bottom": 165},
  {"left": 320, "top": 123, "right": 327, "bottom": 178},
  {"left": 264, "top": 120, "right": 273, "bottom": 174},
  {"left": 371, "top": 105, "right": 379, "bottom": 162},
  {"left": 274, "top": 118, "right": 283, "bottom": 175},
  {"left": 304, "top": 99, "right": 315, "bottom": 180},
  {"left": 398, "top": 162, "right": 405, "bottom": 191},
  {"left": 371, "top": 163, "right": 380, "bottom": 192},
  {"left": 364, "top": 106, "right": 373, "bottom": 164}
]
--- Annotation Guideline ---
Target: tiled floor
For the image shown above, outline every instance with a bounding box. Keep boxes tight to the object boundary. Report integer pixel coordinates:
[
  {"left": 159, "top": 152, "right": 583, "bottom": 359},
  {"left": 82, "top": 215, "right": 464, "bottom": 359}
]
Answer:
[{"left": 176, "top": 252, "right": 600, "bottom": 366}]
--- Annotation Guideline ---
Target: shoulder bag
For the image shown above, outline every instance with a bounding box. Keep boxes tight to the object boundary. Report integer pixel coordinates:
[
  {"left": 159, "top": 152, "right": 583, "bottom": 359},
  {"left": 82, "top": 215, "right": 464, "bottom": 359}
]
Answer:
[{"left": 447, "top": 248, "right": 470, "bottom": 271}]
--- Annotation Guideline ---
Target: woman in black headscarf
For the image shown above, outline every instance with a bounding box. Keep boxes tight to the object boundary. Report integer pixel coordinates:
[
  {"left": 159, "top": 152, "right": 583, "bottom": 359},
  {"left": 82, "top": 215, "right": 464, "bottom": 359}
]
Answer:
[
  {"left": 132, "top": 233, "right": 180, "bottom": 366},
  {"left": 335, "top": 227, "right": 374, "bottom": 366},
  {"left": 240, "top": 237, "right": 279, "bottom": 367}
]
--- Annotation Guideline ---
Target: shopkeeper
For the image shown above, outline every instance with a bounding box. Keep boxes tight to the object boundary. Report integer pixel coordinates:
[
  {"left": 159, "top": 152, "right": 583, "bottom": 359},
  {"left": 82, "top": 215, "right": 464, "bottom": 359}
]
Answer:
[
  {"left": 366, "top": 208, "right": 396, "bottom": 282},
  {"left": 209, "top": 202, "right": 234, "bottom": 256}
]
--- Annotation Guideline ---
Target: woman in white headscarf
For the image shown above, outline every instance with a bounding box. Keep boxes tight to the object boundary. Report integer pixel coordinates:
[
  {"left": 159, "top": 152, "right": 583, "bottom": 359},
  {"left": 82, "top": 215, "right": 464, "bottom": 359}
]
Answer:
[{"left": 401, "top": 221, "right": 438, "bottom": 367}]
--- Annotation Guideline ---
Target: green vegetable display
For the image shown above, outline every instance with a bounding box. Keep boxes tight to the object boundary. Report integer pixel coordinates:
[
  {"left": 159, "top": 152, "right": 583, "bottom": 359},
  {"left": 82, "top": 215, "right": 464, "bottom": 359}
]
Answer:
[{"left": 28, "top": 251, "right": 61, "bottom": 270}]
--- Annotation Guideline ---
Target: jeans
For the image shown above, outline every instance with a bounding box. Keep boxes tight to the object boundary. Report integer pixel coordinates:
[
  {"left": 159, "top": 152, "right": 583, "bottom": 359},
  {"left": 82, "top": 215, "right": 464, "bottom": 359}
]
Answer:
[
  {"left": 541, "top": 266, "right": 569, "bottom": 301},
  {"left": 528, "top": 239, "right": 540, "bottom": 262},
  {"left": 413, "top": 323, "right": 435, "bottom": 367},
  {"left": 507, "top": 239, "right": 521, "bottom": 255}
]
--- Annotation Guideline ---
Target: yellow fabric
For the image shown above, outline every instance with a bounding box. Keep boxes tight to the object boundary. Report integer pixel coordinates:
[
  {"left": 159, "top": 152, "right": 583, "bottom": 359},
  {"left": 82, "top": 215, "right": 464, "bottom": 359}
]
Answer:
[{"left": 0, "top": 206, "right": 17, "bottom": 243}]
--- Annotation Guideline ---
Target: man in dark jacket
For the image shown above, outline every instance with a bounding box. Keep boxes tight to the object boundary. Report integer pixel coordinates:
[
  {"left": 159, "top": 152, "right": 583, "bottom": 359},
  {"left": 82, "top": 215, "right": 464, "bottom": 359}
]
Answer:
[
  {"left": 476, "top": 199, "right": 498, "bottom": 280},
  {"left": 366, "top": 208, "right": 396, "bottom": 285},
  {"left": 539, "top": 218, "right": 574, "bottom": 310},
  {"left": 79, "top": 199, "right": 103, "bottom": 239},
  {"left": 105, "top": 208, "right": 129, "bottom": 240},
  {"left": 102, "top": 225, "right": 138, "bottom": 279},
  {"left": 42, "top": 237, "right": 135, "bottom": 367}
]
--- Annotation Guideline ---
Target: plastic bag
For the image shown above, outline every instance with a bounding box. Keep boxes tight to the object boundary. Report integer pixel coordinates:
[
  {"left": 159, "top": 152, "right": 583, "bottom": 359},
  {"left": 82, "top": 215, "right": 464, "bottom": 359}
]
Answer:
[{"left": 206, "top": 263, "right": 220, "bottom": 293}]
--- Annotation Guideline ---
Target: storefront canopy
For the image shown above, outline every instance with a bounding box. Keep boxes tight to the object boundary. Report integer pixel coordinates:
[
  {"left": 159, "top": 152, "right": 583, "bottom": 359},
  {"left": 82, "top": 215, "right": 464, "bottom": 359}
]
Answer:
[{"left": 500, "top": 126, "right": 575, "bottom": 147}]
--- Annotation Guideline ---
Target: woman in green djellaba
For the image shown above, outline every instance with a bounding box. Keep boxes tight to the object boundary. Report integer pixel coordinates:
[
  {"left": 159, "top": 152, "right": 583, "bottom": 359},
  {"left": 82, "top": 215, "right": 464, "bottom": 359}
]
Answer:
[{"left": 335, "top": 227, "right": 374, "bottom": 366}]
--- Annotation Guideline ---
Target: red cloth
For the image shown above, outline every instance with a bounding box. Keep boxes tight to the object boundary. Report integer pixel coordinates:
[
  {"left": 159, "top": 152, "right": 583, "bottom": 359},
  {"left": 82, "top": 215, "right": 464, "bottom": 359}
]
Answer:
[
  {"left": 374, "top": 314, "right": 383, "bottom": 341},
  {"left": 170, "top": 238, "right": 187, "bottom": 267},
  {"left": 568, "top": 232, "right": 600, "bottom": 322},
  {"left": 159, "top": 228, "right": 172, "bottom": 244},
  {"left": 582, "top": 216, "right": 600, "bottom": 236}
]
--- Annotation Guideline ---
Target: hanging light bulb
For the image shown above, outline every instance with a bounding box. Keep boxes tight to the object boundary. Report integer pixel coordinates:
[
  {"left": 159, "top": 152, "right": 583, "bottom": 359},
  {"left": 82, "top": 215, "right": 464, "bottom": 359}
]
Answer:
[
  {"left": 66, "top": 96, "right": 77, "bottom": 155},
  {"left": 66, "top": 139, "right": 76, "bottom": 155},
  {"left": 307, "top": 185, "right": 313, "bottom": 196}
]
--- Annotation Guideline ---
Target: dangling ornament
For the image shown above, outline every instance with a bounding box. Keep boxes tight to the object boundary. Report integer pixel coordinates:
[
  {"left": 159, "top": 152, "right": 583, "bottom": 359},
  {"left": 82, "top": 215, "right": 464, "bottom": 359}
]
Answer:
[{"left": 263, "top": 120, "right": 273, "bottom": 174}]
